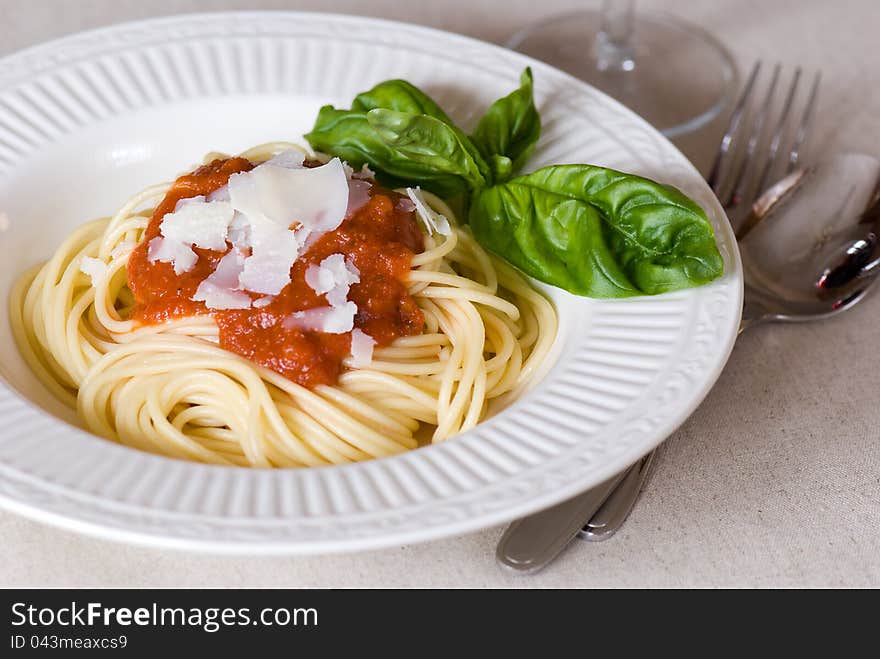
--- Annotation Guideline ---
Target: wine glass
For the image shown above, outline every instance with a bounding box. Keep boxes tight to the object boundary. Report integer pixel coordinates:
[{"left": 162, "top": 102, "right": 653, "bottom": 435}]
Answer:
[{"left": 508, "top": 0, "right": 737, "bottom": 138}]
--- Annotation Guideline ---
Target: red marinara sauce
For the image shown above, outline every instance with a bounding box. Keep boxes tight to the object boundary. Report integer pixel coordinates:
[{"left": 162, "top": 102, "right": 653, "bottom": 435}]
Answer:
[{"left": 127, "top": 158, "right": 426, "bottom": 388}]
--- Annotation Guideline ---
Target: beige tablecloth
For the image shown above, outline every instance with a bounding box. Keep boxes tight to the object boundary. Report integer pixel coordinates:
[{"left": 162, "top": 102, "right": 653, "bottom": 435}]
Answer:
[{"left": 1, "top": 0, "right": 878, "bottom": 588}]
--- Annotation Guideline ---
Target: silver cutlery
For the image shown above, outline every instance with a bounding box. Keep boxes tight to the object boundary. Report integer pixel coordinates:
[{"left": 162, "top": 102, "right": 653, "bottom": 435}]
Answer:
[
  {"left": 577, "top": 449, "right": 654, "bottom": 541},
  {"left": 494, "top": 471, "right": 626, "bottom": 573},
  {"left": 575, "top": 152, "right": 880, "bottom": 549},
  {"left": 498, "top": 62, "right": 880, "bottom": 573}
]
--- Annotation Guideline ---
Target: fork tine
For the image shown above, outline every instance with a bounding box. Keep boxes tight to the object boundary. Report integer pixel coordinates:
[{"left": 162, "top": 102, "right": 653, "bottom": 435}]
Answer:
[
  {"left": 786, "top": 72, "right": 821, "bottom": 174},
  {"left": 706, "top": 61, "right": 761, "bottom": 196},
  {"left": 726, "top": 63, "right": 781, "bottom": 209},
  {"left": 754, "top": 68, "right": 802, "bottom": 196}
]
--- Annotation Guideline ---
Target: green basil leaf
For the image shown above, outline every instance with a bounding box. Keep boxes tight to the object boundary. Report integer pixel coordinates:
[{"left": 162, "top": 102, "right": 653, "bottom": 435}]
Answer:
[
  {"left": 469, "top": 164, "right": 724, "bottom": 297},
  {"left": 366, "top": 109, "right": 488, "bottom": 190},
  {"left": 305, "top": 79, "right": 493, "bottom": 196},
  {"left": 305, "top": 105, "right": 472, "bottom": 197},
  {"left": 352, "top": 79, "right": 491, "bottom": 184},
  {"left": 471, "top": 68, "right": 541, "bottom": 183},
  {"left": 352, "top": 79, "right": 455, "bottom": 121}
]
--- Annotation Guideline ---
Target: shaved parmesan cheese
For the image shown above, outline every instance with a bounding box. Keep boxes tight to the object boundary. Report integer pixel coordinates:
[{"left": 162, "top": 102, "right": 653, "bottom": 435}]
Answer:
[
  {"left": 227, "top": 157, "right": 349, "bottom": 234},
  {"left": 207, "top": 185, "right": 230, "bottom": 203},
  {"left": 208, "top": 248, "right": 246, "bottom": 290},
  {"left": 326, "top": 287, "right": 349, "bottom": 308},
  {"left": 148, "top": 237, "right": 198, "bottom": 275},
  {"left": 193, "top": 282, "right": 251, "bottom": 310},
  {"left": 305, "top": 254, "right": 360, "bottom": 307},
  {"left": 111, "top": 240, "right": 138, "bottom": 260},
  {"left": 144, "top": 156, "right": 371, "bottom": 333},
  {"left": 192, "top": 249, "right": 251, "bottom": 310},
  {"left": 79, "top": 256, "right": 107, "bottom": 284},
  {"left": 174, "top": 194, "right": 205, "bottom": 210},
  {"left": 406, "top": 187, "right": 451, "bottom": 236},
  {"left": 160, "top": 197, "right": 234, "bottom": 251},
  {"left": 352, "top": 164, "right": 376, "bottom": 181},
  {"left": 349, "top": 329, "right": 375, "bottom": 367},
  {"left": 304, "top": 253, "right": 360, "bottom": 293},
  {"left": 304, "top": 264, "right": 335, "bottom": 294},
  {"left": 294, "top": 225, "right": 320, "bottom": 253},
  {"left": 238, "top": 218, "right": 300, "bottom": 295},
  {"left": 225, "top": 158, "right": 351, "bottom": 296},
  {"left": 226, "top": 212, "right": 252, "bottom": 250},
  {"left": 396, "top": 197, "right": 416, "bottom": 213},
  {"left": 347, "top": 179, "right": 371, "bottom": 216},
  {"left": 265, "top": 149, "right": 306, "bottom": 169},
  {"left": 282, "top": 302, "right": 357, "bottom": 334},
  {"left": 340, "top": 256, "right": 362, "bottom": 283}
]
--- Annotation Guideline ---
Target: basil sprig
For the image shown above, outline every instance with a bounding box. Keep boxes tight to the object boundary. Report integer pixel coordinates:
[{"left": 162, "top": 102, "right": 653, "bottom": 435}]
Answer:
[
  {"left": 307, "top": 78, "right": 494, "bottom": 196},
  {"left": 471, "top": 68, "right": 541, "bottom": 184},
  {"left": 305, "top": 69, "right": 723, "bottom": 297}
]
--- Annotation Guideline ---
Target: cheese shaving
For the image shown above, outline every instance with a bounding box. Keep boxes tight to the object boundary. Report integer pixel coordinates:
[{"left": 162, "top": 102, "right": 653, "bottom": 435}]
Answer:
[
  {"left": 304, "top": 253, "right": 360, "bottom": 306},
  {"left": 111, "top": 240, "right": 138, "bottom": 260},
  {"left": 79, "top": 256, "right": 107, "bottom": 285},
  {"left": 192, "top": 249, "right": 251, "bottom": 310},
  {"left": 160, "top": 197, "right": 234, "bottom": 251},
  {"left": 282, "top": 302, "right": 357, "bottom": 334},
  {"left": 252, "top": 296, "right": 275, "bottom": 308},
  {"left": 265, "top": 150, "right": 306, "bottom": 169},
  {"left": 406, "top": 187, "right": 451, "bottom": 236},
  {"left": 147, "top": 237, "right": 198, "bottom": 275},
  {"left": 237, "top": 217, "right": 300, "bottom": 295},
  {"left": 349, "top": 329, "right": 376, "bottom": 367}
]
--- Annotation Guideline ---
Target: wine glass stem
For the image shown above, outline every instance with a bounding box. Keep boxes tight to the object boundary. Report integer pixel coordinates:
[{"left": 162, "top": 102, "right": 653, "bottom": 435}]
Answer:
[{"left": 594, "top": 0, "right": 637, "bottom": 72}]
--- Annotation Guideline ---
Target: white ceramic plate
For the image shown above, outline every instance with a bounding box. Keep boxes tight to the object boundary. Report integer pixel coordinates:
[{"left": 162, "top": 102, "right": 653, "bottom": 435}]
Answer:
[{"left": 0, "top": 12, "right": 742, "bottom": 553}]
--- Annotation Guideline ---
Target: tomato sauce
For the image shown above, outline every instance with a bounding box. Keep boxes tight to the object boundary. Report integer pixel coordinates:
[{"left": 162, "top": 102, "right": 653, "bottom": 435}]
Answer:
[{"left": 127, "top": 158, "right": 426, "bottom": 388}]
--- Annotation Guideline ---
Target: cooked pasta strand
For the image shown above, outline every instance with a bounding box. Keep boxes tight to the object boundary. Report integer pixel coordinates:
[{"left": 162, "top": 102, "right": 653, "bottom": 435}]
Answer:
[{"left": 9, "top": 143, "right": 557, "bottom": 467}]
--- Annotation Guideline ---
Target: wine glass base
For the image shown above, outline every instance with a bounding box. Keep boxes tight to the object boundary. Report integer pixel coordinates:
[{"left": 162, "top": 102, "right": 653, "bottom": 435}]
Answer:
[{"left": 508, "top": 10, "right": 738, "bottom": 138}]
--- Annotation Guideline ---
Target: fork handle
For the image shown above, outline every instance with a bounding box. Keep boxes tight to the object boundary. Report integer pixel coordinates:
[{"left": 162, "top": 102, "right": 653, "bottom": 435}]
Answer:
[
  {"left": 578, "top": 451, "right": 655, "bottom": 541},
  {"left": 496, "top": 471, "right": 625, "bottom": 574}
]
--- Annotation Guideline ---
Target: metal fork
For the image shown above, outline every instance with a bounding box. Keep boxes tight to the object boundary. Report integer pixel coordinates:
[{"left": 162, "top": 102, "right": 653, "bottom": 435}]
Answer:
[
  {"left": 579, "top": 62, "right": 821, "bottom": 542},
  {"left": 497, "top": 62, "right": 821, "bottom": 572}
]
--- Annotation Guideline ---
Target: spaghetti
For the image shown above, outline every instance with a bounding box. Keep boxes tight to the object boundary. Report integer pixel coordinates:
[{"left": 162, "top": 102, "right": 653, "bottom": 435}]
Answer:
[{"left": 9, "top": 143, "right": 557, "bottom": 467}]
